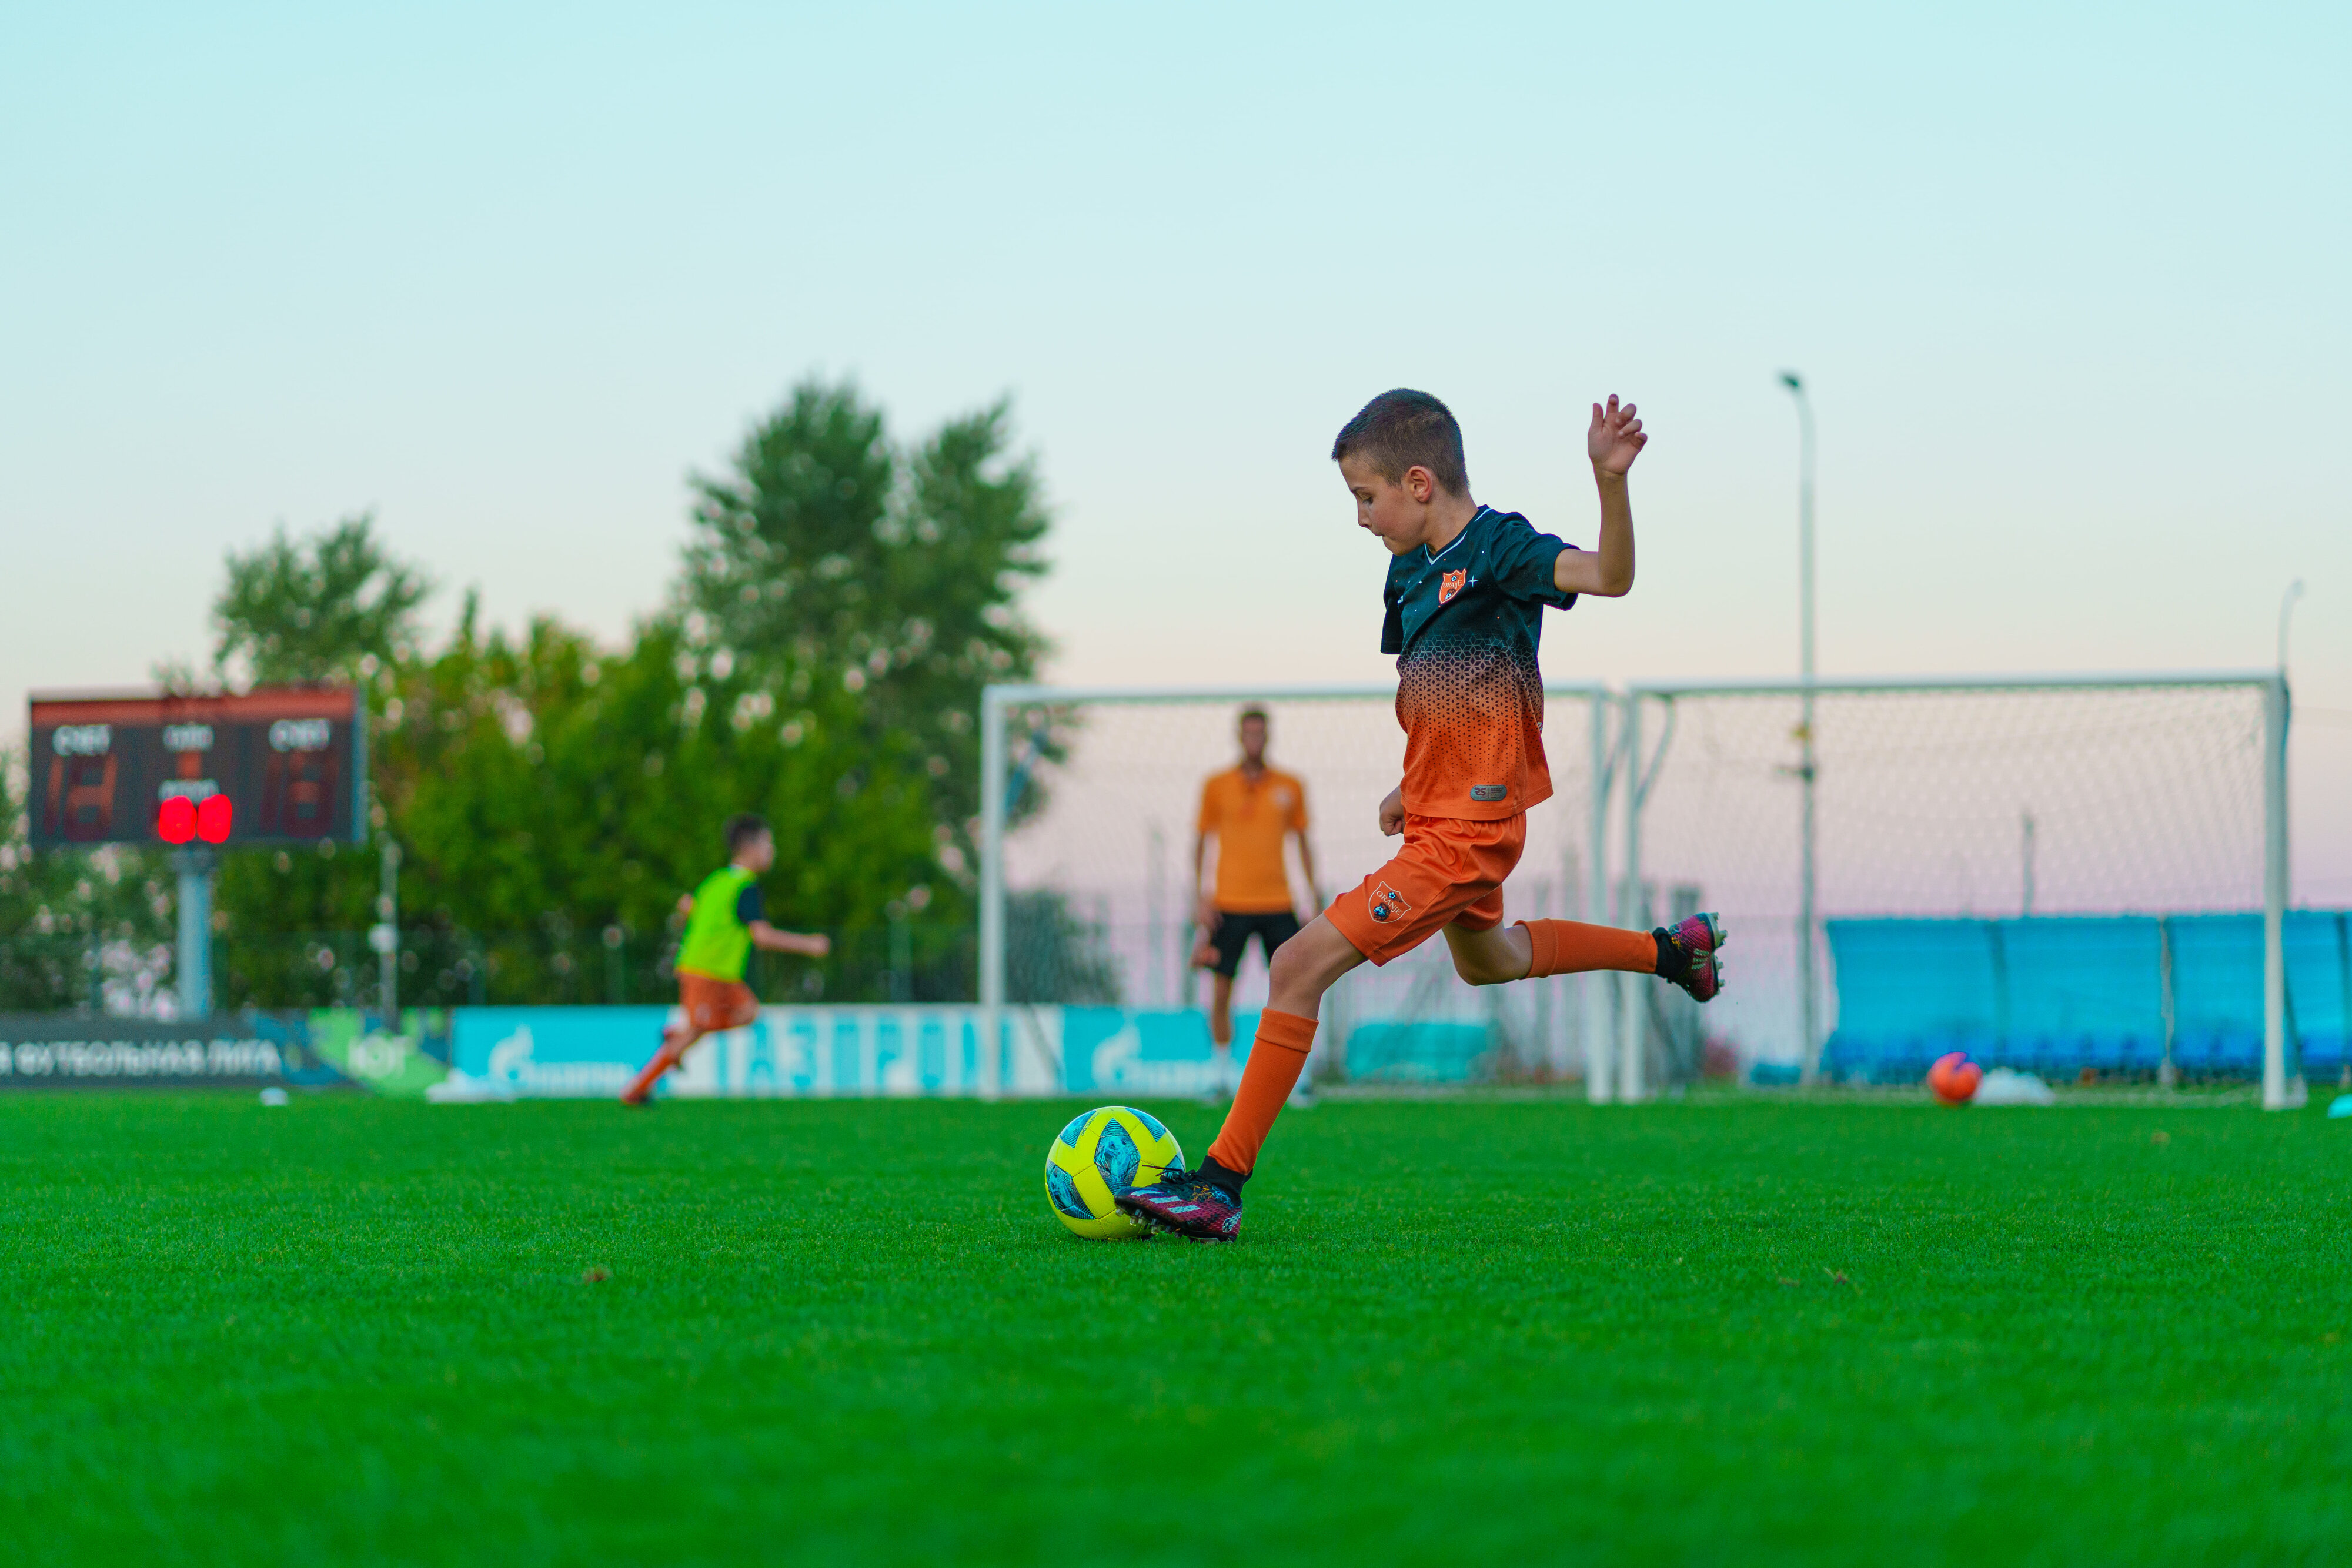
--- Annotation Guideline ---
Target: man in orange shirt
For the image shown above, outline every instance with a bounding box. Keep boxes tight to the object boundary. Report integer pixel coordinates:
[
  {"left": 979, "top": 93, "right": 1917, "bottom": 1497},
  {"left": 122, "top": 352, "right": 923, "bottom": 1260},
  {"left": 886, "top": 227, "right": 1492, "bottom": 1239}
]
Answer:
[{"left": 1192, "top": 707, "right": 1321, "bottom": 1096}]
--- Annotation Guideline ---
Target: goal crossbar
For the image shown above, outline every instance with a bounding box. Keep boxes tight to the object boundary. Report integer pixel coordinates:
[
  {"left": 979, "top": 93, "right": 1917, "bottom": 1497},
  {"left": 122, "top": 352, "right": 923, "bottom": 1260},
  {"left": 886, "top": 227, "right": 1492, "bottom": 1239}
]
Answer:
[{"left": 1628, "top": 670, "right": 2280, "bottom": 698}]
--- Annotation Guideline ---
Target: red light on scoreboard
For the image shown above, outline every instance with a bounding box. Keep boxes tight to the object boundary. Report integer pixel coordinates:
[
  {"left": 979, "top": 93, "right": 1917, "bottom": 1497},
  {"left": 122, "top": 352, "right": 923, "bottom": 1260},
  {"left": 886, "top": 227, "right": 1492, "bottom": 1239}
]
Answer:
[{"left": 156, "top": 793, "right": 232, "bottom": 845}]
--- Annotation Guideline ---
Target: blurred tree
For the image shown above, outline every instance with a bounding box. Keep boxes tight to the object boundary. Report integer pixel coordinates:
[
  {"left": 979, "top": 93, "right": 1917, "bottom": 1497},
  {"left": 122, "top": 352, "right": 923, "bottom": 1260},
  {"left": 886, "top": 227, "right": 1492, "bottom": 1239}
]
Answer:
[
  {"left": 369, "top": 606, "right": 946, "bottom": 1001},
  {"left": 118, "top": 383, "right": 1071, "bottom": 1011},
  {"left": 1005, "top": 889, "right": 1122, "bottom": 1005},
  {"left": 213, "top": 511, "right": 430, "bottom": 686},
  {"left": 681, "top": 378, "right": 1053, "bottom": 858},
  {"left": 207, "top": 516, "right": 428, "bottom": 969}
]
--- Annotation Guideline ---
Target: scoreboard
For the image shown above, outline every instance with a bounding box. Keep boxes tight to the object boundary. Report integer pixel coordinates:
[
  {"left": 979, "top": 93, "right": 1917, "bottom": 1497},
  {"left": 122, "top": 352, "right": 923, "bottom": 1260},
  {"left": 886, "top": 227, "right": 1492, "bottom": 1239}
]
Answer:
[{"left": 27, "top": 687, "right": 368, "bottom": 850}]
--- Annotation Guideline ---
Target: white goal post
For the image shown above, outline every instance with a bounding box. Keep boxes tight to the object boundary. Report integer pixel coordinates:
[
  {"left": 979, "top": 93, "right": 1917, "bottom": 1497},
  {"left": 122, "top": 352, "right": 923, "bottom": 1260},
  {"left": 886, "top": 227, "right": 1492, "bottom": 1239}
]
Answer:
[{"left": 980, "top": 671, "right": 2296, "bottom": 1107}]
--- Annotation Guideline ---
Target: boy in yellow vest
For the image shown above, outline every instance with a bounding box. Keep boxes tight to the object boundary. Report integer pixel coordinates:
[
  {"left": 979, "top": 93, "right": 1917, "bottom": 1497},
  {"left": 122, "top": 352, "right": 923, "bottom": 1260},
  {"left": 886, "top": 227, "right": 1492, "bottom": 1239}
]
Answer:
[{"left": 620, "top": 814, "right": 830, "bottom": 1105}]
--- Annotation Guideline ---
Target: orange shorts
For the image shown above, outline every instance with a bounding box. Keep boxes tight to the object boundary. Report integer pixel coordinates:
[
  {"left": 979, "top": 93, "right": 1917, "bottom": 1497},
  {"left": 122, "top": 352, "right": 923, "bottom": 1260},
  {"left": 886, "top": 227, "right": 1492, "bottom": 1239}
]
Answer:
[
  {"left": 675, "top": 972, "right": 760, "bottom": 1040},
  {"left": 1324, "top": 812, "right": 1527, "bottom": 966}
]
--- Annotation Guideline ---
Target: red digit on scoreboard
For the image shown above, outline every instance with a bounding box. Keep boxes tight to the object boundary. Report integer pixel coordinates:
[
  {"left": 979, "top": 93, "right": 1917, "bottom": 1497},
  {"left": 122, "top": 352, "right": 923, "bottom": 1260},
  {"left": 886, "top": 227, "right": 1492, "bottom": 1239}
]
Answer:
[
  {"left": 196, "top": 794, "right": 232, "bottom": 844},
  {"left": 157, "top": 796, "right": 196, "bottom": 844}
]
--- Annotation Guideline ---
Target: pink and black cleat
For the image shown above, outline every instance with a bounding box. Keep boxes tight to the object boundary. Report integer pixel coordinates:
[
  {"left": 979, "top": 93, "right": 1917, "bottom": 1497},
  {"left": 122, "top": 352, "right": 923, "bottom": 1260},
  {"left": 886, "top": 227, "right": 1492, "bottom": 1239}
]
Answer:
[
  {"left": 1115, "top": 1166, "right": 1244, "bottom": 1243},
  {"left": 1658, "top": 912, "right": 1727, "bottom": 1003}
]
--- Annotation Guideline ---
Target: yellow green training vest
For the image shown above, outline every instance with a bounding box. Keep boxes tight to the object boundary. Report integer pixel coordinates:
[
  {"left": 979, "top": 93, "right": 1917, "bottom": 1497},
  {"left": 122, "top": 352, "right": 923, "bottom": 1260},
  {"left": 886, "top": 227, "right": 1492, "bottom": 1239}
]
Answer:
[{"left": 676, "top": 865, "right": 757, "bottom": 981}]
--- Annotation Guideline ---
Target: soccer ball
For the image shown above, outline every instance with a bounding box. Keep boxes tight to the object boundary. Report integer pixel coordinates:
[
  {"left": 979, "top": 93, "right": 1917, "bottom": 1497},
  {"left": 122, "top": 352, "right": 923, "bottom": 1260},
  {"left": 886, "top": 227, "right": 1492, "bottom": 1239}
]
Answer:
[
  {"left": 1043, "top": 1105, "right": 1184, "bottom": 1239},
  {"left": 1928, "top": 1051, "right": 1983, "bottom": 1105}
]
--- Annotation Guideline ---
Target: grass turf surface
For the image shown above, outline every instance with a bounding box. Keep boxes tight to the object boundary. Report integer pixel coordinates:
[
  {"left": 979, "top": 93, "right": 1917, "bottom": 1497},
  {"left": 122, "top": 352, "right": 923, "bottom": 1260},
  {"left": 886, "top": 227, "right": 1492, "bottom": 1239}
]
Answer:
[{"left": 3, "top": 1092, "right": 2348, "bottom": 1566}]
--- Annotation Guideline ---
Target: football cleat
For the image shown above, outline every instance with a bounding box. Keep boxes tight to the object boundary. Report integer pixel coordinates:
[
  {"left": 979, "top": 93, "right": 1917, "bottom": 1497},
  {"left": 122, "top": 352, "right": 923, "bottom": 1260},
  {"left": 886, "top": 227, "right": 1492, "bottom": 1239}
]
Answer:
[
  {"left": 1114, "top": 1166, "right": 1244, "bottom": 1243},
  {"left": 1661, "top": 912, "right": 1727, "bottom": 1003}
]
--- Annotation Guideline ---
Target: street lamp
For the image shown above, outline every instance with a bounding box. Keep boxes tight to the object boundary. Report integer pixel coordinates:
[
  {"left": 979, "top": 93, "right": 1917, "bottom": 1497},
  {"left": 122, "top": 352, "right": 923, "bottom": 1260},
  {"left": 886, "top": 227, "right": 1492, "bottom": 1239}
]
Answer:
[
  {"left": 2280, "top": 579, "right": 2305, "bottom": 673},
  {"left": 1779, "top": 371, "right": 1820, "bottom": 1085}
]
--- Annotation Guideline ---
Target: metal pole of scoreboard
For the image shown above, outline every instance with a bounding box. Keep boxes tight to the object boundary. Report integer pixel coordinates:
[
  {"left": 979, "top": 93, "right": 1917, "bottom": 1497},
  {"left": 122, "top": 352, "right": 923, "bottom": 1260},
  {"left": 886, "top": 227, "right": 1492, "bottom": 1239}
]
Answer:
[{"left": 173, "top": 847, "right": 215, "bottom": 1019}]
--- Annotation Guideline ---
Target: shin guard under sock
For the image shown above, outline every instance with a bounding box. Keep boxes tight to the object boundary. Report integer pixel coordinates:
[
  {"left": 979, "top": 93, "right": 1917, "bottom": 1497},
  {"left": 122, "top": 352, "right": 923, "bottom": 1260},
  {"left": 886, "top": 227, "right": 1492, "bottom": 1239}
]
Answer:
[
  {"left": 1515, "top": 919, "right": 1660, "bottom": 979},
  {"left": 1204, "top": 1008, "right": 1317, "bottom": 1184}
]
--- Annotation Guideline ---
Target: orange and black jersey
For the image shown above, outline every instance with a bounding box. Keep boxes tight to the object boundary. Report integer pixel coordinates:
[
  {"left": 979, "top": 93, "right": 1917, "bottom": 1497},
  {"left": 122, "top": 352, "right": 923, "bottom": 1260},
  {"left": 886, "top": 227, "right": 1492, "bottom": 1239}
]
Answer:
[{"left": 1379, "top": 506, "right": 1578, "bottom": 820}]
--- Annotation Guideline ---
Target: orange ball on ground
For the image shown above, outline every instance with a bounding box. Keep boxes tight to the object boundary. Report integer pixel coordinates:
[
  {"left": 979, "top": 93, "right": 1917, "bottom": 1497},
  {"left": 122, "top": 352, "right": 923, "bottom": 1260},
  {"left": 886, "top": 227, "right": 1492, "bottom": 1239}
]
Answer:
[{"left": 1927, "top": 1052, "right": 1983, "bottom": 1105}]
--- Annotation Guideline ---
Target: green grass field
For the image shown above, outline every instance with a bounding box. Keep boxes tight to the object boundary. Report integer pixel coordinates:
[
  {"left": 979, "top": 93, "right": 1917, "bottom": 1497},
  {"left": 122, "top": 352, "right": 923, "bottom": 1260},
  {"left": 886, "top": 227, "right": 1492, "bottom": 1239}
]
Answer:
[{"left": 4, "top": 1090, "right": 2347, "bottom": 1566}]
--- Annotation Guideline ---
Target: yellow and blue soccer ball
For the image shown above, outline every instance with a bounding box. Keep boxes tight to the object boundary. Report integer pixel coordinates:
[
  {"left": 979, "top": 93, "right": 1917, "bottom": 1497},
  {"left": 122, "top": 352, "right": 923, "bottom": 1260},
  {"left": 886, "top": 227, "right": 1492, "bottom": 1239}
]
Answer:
[{"left": 1043, "top": 1105, "right": 1184, "bottom": 1239}]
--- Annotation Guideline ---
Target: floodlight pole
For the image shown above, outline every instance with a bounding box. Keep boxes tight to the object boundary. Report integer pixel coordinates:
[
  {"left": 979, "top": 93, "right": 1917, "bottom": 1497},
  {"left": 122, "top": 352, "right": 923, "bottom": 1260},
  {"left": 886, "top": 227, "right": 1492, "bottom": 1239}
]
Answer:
[
  {"left": 375, "top": 838, "right": 402, "bottom": 1018},
  {"left": 173, "top": 847, "right": 215, "bottom": 1019},
  {"left": 1617, "top": 694, "right": 1646, "bottom": 1102},
  {"left": 1781, "top": 372, "right": 1822, "bottom": 1085},
  {"left": 2020, "top": 811, "right": 2036, "bottom": 917},
  {"left": 1585, "top": 696, "right": 1616, "bottom": 1102}
]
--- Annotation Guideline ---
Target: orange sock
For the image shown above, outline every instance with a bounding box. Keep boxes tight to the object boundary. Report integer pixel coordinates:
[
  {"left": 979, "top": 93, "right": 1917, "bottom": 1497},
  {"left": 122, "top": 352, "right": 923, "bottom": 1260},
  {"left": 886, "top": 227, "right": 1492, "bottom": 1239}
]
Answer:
[
  {"left": 1205, "top": 1009, "right": 1317, "bottom": 1179},
  {"left": 619, "top": 1037, "right": 686, "bottom": 1104},
  {"left": 1516, "top": 920, "right": 1658, "bottom": 979}
]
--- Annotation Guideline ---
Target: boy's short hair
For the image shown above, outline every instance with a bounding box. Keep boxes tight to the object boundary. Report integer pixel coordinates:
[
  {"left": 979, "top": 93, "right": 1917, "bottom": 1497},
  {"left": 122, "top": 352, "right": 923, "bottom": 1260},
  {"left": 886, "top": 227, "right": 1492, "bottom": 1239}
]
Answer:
[
  {"left": 1237, "top": 706, "right": 1269, "bottom": 728},
  {"left": 1331, "top": 389, "right": 1469, "bottom": 497},
  {"left": 725, "top": 813, "right": 771, "bottom": 854}
]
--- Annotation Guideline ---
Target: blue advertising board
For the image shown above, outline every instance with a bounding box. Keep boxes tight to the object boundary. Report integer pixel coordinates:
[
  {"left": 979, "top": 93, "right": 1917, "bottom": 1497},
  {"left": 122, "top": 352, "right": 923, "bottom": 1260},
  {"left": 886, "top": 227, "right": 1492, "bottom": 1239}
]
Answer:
[{"left": 447, "top": 1004, "right": 1063, "bottom": 1098}]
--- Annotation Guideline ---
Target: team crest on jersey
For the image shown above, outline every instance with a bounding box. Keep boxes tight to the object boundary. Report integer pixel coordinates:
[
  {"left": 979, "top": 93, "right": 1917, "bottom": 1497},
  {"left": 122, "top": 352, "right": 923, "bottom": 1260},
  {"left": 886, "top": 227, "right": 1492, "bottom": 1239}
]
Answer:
[
  {"left": 1368, "top": 881, "right": 1413, "bottom": 924},
  {"left": 1438, "top": 569, "right": 1466, "bottom": 604}
]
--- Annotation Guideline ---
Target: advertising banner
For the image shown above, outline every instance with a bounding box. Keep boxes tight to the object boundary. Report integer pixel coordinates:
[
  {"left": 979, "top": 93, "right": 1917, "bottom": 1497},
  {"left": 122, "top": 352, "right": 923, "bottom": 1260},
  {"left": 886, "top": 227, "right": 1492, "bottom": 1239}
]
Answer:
[
  {"left": 0, "top": 1014, "right": 329, "bottom": 1089},
  {"left": 1058, "top": 1007, "right": 1221, "bottom": 1096},
  {"left": 0, "top": 1005, "right": 1492, "bottom": 1097},
  {"left": 445, "top": 1004, "right": 1068, "bottom": 1099},
  {"left": 303, "top": 1010, "right": 453, "bottom": 1098}
]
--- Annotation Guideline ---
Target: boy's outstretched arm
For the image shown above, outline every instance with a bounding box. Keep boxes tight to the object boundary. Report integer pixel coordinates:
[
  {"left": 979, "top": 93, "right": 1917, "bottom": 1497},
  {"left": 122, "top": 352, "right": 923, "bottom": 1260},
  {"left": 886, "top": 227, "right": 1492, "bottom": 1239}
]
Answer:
[
  {"left": 749, "top": 920, "right": 831, "bottom": 958},
  {"left": 1555, "top": 394, "right": 1646, "bottom": 598}
]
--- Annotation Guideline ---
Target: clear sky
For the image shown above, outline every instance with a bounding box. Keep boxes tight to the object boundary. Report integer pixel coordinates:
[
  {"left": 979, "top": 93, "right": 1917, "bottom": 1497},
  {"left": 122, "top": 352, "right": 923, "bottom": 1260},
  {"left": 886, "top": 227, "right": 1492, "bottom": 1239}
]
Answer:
[{"left": 5, "top": 2, "right": 2348, "bottom": 896}]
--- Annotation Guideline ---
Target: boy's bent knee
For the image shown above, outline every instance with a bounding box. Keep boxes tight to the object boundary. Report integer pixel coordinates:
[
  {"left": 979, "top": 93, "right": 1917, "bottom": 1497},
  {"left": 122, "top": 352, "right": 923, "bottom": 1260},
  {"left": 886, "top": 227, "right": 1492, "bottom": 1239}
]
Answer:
[
  {"left": 1442, "top": 921, "right": 1532, "bottom": 987},
  {"left": 1450, "top": 952, "right": 1514, "bottom": 987},
  {"left": 1268, "top": 917, "right": 1365, "bottom": 993}
]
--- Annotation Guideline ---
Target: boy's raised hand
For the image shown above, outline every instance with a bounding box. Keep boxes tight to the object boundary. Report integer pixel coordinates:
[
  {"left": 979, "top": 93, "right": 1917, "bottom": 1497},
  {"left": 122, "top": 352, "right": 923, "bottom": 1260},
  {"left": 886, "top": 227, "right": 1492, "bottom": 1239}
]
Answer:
[{"left": 1588, "top": 394, "right": 1646, "bottom": 477}]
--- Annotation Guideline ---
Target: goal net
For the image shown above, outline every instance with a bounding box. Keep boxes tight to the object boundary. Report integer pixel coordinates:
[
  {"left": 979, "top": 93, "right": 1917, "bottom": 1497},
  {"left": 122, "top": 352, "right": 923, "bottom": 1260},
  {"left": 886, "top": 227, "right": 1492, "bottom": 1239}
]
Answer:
[
  {"left": 1625, "top": 675, "right": 2288, "bottom": 1090},
  {"left": 978, "top": 674, "right": 2292, "bottom": 1098}
]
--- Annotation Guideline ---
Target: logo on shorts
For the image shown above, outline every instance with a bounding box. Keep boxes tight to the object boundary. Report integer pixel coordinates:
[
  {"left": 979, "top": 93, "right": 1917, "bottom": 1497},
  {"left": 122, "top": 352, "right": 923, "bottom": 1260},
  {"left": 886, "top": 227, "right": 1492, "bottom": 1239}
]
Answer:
[
  {"left": 1470, "top": 784, "right": 1507, "bottom": 802},
  {"left": 1368, "top": 881, "right": 1413, "bottom": 924},
  {"left": 1439, "top": 569, "right": 1466, "bottom": 604}
]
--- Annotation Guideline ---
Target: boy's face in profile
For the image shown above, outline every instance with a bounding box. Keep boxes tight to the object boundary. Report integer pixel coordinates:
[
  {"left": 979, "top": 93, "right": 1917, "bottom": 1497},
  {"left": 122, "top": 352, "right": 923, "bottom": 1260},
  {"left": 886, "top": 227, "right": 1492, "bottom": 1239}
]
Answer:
[
  {"left": 739, "top": 831, "right": 776, "bottom": 872},
  {"left": 1339, "top": 453, "right": 1438, "bottom": 556}
]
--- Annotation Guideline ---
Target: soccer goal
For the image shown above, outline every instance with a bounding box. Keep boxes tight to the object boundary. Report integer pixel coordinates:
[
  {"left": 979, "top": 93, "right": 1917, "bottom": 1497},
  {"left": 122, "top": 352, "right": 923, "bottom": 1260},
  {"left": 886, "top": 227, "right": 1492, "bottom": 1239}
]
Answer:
[
  {"left": 977, "top": 683, "right": 1622, "bottom": 1091},
  {"left": 978, "top": 671, "right": 2297, "bottom": 1105},
  {"left": 1621, "top": 672, "right": 2295, "bottom": 1104}
]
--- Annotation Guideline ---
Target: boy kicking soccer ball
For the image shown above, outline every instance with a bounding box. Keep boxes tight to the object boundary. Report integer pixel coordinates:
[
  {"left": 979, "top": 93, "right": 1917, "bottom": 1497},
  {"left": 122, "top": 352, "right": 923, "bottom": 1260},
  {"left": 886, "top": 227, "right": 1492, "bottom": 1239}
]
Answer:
[
  {"left": 1117, "top": 390, "right": 1725, "bottom": 1241},
  {"left": 620, "top": 813, "right": 830, "bottom": 1105}
]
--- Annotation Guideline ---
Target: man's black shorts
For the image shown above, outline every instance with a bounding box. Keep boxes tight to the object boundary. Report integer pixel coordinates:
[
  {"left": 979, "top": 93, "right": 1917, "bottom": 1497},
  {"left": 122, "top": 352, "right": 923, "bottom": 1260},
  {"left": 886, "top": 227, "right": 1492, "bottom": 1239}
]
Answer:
[{"left": 1200, "top": 910, "right": 1301, "bottom": 978}]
